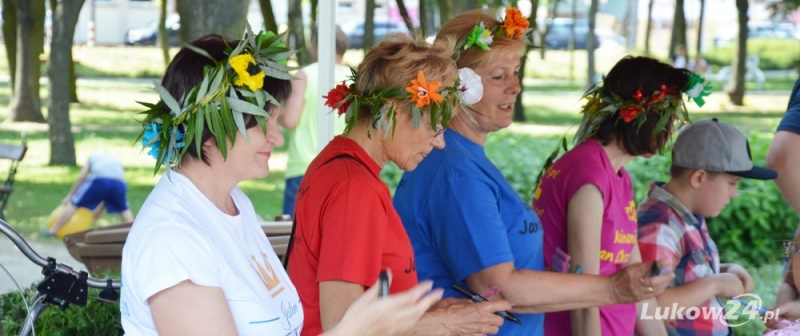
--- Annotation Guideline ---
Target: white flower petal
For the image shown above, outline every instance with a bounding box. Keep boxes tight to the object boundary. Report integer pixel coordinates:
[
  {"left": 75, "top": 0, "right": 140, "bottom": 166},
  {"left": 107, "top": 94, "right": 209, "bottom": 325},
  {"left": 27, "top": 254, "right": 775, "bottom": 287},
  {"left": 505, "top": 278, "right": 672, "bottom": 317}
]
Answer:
[
  {"left": 457, "top": 67, "right": 484, "bottom": 105},
  {"left": 686, "top": 83, "right": 703, "bottom": 98}
]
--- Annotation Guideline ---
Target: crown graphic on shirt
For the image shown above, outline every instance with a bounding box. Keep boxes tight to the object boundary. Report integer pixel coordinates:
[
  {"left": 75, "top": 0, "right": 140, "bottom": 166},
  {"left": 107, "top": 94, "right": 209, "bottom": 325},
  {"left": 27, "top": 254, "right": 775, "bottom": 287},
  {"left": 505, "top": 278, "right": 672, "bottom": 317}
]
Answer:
[{"left": 251, "top": 253, "right": 285, "bottom": 298}]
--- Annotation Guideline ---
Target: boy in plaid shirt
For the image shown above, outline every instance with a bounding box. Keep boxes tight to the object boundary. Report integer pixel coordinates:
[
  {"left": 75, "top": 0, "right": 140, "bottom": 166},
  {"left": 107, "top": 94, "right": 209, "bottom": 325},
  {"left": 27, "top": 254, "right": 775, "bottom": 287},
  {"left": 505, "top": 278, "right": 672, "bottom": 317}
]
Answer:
[{"left": 638, "top": 118, "right": 777, "bottom": 335}]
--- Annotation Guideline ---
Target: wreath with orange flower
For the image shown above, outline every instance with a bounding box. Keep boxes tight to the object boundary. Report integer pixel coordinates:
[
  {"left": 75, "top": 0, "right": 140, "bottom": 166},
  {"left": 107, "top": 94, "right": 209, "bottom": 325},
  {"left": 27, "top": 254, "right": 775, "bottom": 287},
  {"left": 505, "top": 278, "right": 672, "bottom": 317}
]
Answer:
[
  {"left": 455, "top": 7, "right": 532, "bottom": 53},
  {"left": 323, "top": 69, "right": 472, "bottom": 137}
]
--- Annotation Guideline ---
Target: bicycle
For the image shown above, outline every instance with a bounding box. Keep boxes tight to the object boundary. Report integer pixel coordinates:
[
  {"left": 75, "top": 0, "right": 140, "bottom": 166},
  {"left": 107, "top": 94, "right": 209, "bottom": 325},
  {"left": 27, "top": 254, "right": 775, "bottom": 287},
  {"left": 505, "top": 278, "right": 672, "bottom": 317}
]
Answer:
[{"left": 0, "top": 219, "right": 120, "bottom": 336}]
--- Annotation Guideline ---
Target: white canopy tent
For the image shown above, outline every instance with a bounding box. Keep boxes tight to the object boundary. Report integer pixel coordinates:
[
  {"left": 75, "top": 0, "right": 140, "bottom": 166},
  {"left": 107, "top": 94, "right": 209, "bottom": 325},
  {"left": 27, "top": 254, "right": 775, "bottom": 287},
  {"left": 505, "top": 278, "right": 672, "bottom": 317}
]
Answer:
[{"left": 316, "top": 0, "right": 338, "bottom": 152}]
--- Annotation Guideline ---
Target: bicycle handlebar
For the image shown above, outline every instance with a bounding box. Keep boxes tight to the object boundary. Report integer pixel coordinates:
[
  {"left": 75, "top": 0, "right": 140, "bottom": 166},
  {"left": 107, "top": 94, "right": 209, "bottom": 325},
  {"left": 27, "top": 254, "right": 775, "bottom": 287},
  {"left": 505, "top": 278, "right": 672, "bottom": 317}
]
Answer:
[{"left": 0, "top": 219, "right": 121, "bottom": 289}]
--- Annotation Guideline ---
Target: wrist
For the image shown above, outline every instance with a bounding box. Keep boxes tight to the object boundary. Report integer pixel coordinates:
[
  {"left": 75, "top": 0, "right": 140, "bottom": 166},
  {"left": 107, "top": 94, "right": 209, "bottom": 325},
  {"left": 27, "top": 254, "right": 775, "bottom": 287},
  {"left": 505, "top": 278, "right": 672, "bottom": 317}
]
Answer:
[{"left": 604, "top": 275, "right": 621, "bottom": 304}]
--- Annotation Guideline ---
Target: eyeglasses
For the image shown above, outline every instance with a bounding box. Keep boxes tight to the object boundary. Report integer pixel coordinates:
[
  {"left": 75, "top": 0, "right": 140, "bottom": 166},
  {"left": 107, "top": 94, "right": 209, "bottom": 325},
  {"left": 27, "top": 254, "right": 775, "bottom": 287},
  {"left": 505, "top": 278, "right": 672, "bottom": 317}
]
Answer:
[
  {"left": 435, "top": 124, "right": 445, "bottom": 137},
  {"left": 780, "top": 240, "right": 800, "bottom": 258}
]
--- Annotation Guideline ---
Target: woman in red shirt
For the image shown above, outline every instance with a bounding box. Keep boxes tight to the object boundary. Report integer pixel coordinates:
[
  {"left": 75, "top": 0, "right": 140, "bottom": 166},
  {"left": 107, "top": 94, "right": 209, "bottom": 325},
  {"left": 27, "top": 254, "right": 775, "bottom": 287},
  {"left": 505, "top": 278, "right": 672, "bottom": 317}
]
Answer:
[{"left": 288, "top": 34, "right": 510, "bottom": 336}]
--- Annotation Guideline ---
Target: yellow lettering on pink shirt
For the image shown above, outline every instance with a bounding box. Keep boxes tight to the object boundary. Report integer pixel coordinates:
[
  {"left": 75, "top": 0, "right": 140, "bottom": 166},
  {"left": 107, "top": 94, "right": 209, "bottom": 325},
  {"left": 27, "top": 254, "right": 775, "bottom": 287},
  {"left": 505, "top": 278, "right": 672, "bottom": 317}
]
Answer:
[{"left": 625, "top": 200, "right": 637, "bottom": 222}]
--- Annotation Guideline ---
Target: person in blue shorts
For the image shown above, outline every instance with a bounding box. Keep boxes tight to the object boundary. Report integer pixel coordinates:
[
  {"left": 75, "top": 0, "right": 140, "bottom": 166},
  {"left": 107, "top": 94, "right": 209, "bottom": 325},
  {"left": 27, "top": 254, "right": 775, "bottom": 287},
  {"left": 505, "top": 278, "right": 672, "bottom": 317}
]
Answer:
[{"left": 46, "top": 152, "right": 134, "bottom": 236}]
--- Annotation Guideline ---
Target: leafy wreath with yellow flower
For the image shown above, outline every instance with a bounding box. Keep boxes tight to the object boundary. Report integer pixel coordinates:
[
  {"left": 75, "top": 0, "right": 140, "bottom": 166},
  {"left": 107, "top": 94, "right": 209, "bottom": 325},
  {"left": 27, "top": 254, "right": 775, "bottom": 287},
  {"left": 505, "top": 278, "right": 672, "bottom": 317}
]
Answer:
[
  {"left": 137, "top": 27, "right": 296, "bottom": 174},
  {"left": 455, "top": 7, "right": 532, "bottom": 53},
  {"left": 323, "top": 68, "right": 483, "bottom": 137}
]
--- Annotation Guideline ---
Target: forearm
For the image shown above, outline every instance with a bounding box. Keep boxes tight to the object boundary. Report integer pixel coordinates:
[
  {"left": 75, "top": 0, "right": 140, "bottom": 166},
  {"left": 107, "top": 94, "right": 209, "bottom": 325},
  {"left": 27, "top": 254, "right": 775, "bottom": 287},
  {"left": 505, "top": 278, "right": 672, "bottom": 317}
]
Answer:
[
  {"left": 777, "top": 282, "right": 799, "bottom": 306},
  {"left": 396, "top": 313, "right": 446, "bottom": 336},
  {"left": 65, "top": 164, "right": 91, "bottom": 199},
  {"left": 636, "top": 299, "right": 667, "bottom": 336},
  {"left": 571, "top": 307, "right": 601, "bottom": 336},
  {"left": 500, "top": 270, "right": 616, "bottom": 313},
  {"left": 655, "top": 278, "right": 717, "bottom": 316}
]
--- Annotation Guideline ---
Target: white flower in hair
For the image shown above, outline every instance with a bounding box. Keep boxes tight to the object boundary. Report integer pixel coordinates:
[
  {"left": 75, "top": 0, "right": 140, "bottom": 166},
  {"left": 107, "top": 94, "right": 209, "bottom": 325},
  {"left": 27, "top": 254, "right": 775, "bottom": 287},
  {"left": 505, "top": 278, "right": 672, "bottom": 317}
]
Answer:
[
  {"left": 457, "top": 67, "right": 483, "bottom": 105},
  {"left": 686, "top": 83, "right": 704, "bottom": 99}
]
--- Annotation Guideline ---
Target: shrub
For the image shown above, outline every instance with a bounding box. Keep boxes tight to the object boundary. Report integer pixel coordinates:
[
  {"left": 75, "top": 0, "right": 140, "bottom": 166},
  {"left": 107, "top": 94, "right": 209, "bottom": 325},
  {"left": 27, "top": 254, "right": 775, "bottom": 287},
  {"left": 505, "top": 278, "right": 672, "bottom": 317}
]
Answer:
[
  {"left": 0, "top": 271, "right": 122, "bottom": 336},
  {"left": 705, "top": 38, "right": 800, "bottom": 71},
  {"left": 387, "top": 130, "right": 798, "bottom": 266}
]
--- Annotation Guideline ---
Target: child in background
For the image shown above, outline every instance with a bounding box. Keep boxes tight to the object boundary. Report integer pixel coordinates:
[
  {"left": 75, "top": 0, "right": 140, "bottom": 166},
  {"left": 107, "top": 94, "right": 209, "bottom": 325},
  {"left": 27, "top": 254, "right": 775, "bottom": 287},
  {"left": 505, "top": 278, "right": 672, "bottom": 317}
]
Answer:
[
  {"left": 638, "top": 118, "right": 777, "bottom": 335},
  {"left": 46, "top": 152, "right": 134, "bottom": 236}
]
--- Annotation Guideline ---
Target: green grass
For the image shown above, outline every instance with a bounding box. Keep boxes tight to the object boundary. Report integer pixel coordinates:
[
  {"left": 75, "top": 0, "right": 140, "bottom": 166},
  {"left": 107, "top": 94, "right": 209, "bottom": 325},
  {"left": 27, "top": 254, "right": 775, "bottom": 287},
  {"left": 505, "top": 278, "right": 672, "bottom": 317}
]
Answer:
[
  {"left": 0, "top": 44, "right": 793, "bottom": 238},
  {"left": 0, "top": 44, "right": 180, "bottom": 79},
  {"left": 0, "top": 75, "right": 291, "bottom": 238}
]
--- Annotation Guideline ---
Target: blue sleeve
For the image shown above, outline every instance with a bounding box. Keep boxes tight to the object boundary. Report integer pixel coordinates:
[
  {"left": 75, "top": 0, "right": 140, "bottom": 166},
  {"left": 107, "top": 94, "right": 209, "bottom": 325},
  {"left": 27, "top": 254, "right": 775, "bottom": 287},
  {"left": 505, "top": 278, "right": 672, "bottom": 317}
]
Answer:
[
  {"left": 778, "top": 78, "right": 800, "bottom": 134},
  {"left": 426, "top": 173, "right": 515, "bottom": 283}
]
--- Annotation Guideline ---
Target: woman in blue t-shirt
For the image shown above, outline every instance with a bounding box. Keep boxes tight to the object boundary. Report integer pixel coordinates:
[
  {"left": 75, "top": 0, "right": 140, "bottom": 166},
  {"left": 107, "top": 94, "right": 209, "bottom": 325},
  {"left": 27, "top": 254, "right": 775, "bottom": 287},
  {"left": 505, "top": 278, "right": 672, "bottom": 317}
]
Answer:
[{"left": 392, "top": 8, "right": 674, "bottom": 336}]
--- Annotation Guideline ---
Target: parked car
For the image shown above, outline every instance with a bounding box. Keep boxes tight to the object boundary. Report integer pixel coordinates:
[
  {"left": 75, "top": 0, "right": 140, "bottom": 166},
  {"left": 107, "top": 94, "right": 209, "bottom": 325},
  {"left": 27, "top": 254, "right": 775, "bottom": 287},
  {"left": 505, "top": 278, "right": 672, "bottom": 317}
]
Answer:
[
  {"left": 714, "top": 22, "right": 796, "bottom": 46},
  {"left": 540, "top": 18, "right": 599, "bottom": 50},
  {"left": 341, "top": 20, "right": 408, "bottom": 49},
  {"left": 124, "top": 14, "right": 181, "bottom": 46}
]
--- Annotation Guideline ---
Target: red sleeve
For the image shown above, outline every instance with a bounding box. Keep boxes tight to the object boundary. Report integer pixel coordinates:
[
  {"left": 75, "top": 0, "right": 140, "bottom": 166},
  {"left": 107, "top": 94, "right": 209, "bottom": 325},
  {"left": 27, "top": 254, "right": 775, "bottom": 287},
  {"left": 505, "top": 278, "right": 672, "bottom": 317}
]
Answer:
[{"left": 317, "top": 178, "right": 388, "bottom": 287}]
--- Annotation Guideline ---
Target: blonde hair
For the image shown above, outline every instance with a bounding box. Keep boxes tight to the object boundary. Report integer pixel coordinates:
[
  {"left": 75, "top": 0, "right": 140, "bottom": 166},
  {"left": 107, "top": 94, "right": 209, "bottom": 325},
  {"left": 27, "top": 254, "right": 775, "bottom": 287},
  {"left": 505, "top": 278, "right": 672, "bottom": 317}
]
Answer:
[
  {"left": 354, "top": 33, "right": 458, "bottom": 123},
  {"left": 435, "top": 8, "right": 528, "bottom": 69}
]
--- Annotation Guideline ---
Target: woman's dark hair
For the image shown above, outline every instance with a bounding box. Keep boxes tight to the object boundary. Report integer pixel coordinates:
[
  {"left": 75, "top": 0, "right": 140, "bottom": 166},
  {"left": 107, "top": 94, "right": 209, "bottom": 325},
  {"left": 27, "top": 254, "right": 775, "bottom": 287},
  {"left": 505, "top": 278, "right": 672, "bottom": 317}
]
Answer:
[
  {"left": 592, "top": 56, "right": 691, "bottom": 156},
  {"left": 160, "top": 34, "right": 292, "bottom": 164}
]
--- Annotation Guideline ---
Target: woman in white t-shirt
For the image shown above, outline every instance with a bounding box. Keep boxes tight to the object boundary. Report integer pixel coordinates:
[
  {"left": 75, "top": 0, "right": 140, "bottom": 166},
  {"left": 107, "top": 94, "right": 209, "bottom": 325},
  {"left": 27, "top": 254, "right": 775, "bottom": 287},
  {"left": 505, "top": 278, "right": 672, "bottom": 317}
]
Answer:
[{"left": 120, "top": 32, "right": 442, "bottom": 336}]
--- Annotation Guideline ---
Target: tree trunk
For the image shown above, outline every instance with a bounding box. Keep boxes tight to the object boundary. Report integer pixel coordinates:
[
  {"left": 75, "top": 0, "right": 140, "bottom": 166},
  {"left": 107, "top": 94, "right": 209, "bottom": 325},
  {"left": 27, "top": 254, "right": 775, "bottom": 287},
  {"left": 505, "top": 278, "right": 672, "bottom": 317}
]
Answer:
[
  {"left": 727, "top": 0, "right": 747, "bottom": 106},
  {"left": 454, "top": 0, "right": 478, "bottom": 15},
  {"left": 586, "top": 0, "right": 599, "bottom": 89},
  {"left": 48, "top": 0, "right": 84, "bottom": 165},
  {"left": 310, "top": 0, "right": 318, "bottom": 32},
  {"left": 69, "top": 59, "right": 78, "bottom": 103},
  {"left": 669, "top": 0, "right": 687, "bottom": 60},
  {"left": 158, "top": 0, "right": 169, "bottom": 68},
  {"left": 513, "top": 0, "right": 538, "bottom": 122},
  {"left": 364, "top": 0, "right": 376, "bottom": 51},
  {"left": 436, "top": 0, "right": 453, "bottom": 27},
  {"left": 8, "top": 0, "right": 45, "bottom": 123},
  {"left": 696, "top": 0, "right": 705, "bottom": 56},
  {"left": 177, "top": 0, "right": 248, "bottom": 43},
  {"left": 3, "top": 0, "right": 18, "bottom": 91},
  {"left": 396, "top": 0, "right": 414, "bottom": 32},
  {"left": 287, "top": 0, "right": 311, "bottom": 65},
  {"left": 569, "top": 0, "right": 577, "bottom": 82},
  {"left": 418, "top": 0, "right": 427, "bottom": 37},
  {"left": 644, "top": 0, "right": 653, "bottom": 56},
  {"left": 258, "top": 0, "right": 278, "bottom": 32},
  {"left": 539, "top": 0, "right": 561, "bottom": 59}
]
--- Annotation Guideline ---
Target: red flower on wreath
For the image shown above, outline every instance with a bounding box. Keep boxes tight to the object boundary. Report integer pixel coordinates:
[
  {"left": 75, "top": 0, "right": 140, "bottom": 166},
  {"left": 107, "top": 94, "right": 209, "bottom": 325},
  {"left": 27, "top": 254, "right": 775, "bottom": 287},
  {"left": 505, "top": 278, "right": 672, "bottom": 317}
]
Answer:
[
  {"left": 620, "top": 107, "right": 641, "bottom": 123},
  {"left": 323, "top": 82, "right": 352, "bottom": 115},
  {"left": 632, "top": 88, "right": 644, "bottom": 103},
  {"left": 646, "top": 84, "right": 677, "bottom": 105}
]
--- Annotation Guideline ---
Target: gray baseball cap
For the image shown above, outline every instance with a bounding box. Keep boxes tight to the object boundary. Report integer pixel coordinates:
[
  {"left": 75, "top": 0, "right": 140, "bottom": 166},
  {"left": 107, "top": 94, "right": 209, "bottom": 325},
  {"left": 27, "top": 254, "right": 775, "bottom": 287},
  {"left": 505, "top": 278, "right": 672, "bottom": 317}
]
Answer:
[{"left": 672, "top": 118, "right": 777, "bottom": 180}]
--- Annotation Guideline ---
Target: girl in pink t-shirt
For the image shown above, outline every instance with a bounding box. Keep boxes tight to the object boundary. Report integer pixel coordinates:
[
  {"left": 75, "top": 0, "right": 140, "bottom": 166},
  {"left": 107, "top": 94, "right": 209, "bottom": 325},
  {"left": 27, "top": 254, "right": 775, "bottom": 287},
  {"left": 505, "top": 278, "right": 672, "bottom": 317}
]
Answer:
[{"left": 533, "top": 56, "right": 702, "bottom": 335}]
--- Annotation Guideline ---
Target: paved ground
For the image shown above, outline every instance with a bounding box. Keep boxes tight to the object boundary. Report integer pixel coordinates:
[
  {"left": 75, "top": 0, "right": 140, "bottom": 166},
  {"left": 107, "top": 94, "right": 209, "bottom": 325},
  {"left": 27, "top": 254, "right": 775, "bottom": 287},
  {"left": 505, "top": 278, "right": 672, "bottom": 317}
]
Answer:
[{"left": 0, "top": 233, "right": 86, "bottom": 295}]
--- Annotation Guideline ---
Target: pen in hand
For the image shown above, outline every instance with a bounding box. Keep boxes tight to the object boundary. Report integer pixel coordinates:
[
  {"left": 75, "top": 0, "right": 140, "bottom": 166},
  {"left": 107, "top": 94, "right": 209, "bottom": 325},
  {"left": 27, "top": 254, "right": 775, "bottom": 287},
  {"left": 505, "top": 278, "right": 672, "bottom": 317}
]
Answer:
[{"left": 452, "top": 283, "right": 523, "bottom": 325}]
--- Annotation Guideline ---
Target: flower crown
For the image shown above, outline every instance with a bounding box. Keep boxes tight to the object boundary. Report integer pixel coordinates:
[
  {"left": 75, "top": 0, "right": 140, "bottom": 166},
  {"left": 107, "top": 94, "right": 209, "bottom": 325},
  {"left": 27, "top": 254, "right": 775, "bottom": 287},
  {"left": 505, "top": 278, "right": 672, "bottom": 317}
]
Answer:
[
  {"left": 574, "top": 72, "right": 711, "bottom": 143},
  {"left": 533, "top": 72, "right": 711, "bottom": 189},
  {"left": 322, "top": 67, "right": 484, "bottom": 137},
  {"left": 455, "top": 7, "right": 531, "bottom": 52},
  {"left": 137, "top": 27, "right": 296, "bottom": 174}
]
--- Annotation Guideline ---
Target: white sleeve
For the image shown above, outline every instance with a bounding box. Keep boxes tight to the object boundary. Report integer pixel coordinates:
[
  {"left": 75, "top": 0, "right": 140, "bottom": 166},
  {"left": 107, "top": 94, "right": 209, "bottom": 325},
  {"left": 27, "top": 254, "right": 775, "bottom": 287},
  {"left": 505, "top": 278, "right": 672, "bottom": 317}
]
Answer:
[{"left": 127, "top": 222, "right": 221, "bottom": 305}]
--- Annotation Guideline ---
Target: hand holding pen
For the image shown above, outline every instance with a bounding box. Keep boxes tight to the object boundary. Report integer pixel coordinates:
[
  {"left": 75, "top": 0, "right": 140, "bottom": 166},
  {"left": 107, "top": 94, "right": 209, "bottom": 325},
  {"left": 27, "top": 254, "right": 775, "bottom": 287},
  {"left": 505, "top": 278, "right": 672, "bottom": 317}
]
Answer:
[{"left": 453, "top": 283, "right": 523, "bottom": 325}]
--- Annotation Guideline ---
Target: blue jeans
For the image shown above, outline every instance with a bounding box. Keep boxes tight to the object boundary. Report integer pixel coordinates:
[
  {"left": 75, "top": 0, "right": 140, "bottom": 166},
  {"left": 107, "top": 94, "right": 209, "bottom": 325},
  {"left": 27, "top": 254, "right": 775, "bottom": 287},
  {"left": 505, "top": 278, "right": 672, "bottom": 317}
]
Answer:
[{"left": 283, "top": 176, "right": 303, "bottom": 216}]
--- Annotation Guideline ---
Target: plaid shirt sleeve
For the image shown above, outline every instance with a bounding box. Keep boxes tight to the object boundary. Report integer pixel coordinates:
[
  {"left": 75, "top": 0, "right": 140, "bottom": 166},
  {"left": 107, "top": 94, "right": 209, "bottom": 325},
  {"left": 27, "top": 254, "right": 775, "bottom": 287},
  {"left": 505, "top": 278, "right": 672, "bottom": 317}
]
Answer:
[{"left": 638, "top": 206, "right": 683, "bottom": 272}]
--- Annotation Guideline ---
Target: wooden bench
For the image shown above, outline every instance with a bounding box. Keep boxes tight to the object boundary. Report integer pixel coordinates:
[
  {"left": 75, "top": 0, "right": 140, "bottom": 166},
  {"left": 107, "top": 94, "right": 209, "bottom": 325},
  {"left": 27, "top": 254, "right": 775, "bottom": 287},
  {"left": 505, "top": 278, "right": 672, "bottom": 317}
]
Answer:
[
  {"left": 0, "top": 140, "right": 27, "bottom": 220},
  {"left": 63, "top": 221, "right": 292, "bottom": 274}
]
